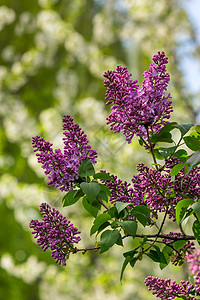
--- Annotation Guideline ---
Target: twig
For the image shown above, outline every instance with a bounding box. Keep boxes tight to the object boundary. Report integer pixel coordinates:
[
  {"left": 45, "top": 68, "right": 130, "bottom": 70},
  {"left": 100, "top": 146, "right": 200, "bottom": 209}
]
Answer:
[{"left": 97, "top": 197, "right": 109, "bottom": 211}]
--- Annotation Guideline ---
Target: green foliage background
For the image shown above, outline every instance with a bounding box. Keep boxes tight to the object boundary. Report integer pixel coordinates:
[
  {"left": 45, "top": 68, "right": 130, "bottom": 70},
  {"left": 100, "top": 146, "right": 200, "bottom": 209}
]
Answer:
[{"left": 0, "top": 0, "right": 199, "bottom": 299}]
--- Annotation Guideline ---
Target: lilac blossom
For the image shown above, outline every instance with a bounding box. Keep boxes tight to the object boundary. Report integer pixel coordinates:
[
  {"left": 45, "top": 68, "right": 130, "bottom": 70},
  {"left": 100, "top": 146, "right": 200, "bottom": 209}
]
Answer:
[
  {"left": 99, "top": 171, "right": 136, "bottom": 205},
  {"left": 145, "top": 248, "right": 200, "bottom": 299},
  {"left": 32, "top": 115, "right": 97, "bottom": 192},
  {"left": 186, "top": 250, "right": 200, "bottom": 275},
  {"left": 144, "top": 276, "right": 196, "bottom": 300},
  {"left": 131, "top": 157, "right": 200, "bottom": 219},
  {"left": 29, "top": 203, "right": 81, "bottom": 266},
  {"left": 100, "top": 157, "right": 200, "bottom": 220},
  {"left": 103, "top": 51, "right": 173, "bottom": 143}
]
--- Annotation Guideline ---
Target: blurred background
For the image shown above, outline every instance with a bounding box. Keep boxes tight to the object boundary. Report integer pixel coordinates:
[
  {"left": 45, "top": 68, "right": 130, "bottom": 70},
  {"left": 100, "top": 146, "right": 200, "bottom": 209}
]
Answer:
[{"left": 0, "top": 0, "right": 200, "bottom": 299}]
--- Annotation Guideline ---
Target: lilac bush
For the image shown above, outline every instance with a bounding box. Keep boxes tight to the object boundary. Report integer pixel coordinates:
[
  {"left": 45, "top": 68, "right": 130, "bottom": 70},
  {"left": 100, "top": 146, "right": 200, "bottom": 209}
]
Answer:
[{"left": 30, "top": 51, "right": 200, "bottom": 299}]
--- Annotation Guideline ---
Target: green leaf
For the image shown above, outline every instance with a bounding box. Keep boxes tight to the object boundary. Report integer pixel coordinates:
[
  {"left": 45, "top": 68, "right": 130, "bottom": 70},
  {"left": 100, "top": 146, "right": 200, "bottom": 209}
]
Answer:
[
  {"left": 82, "top": 196, "right": 100, "bottom": 217},
  {"left": 146, "top": 244, "right": 167, "bottom": 264},
  {"left": 80, "top": 182, "right": 101, "bottom": 203},
  {"left": 133, "top": 205, "right": 149, "bottom": 216},
  {"left": 63, "top": 190, "right": 81, "bottom": 207},
  {"left": 151, "top": 132, "right": 173, "bottom": 144},
  {"left": 158, "top": 146, "right": 177, "bottom": 159},
  {"left": 173, "top": 149, "right": 188, "bottom": 162},
  {"left": 173, "top": 123, "right": 194, "bottom": 136},
  {"left": 123, "top": 249, "right": 137, "bottom": 258},
  {"left": 90, "top": 213, "right": 111, "bottom": 235},
  {"left": 146, "top": 250, "right": 166, "bottom": 264},
  {"left": 184, "top": 136, "right": 200, "bottom": 151},
  {"left": 73, "top": 189, "right": 84, "bottom": 198},
  {"left": 97, "top": 221, "right": 110, "bottom": 235},
  {"left": 98, "top": 184, "right": 111, "bottom": 197},
  {"left": 154, "top": 149, "right": 165, "bottom": 160},
  {"left": 139, "top": 137, "right": 143, "bottom": 146},
  {"left": 192, "top": 220, "right": 200, "bottom": 244},
  {"left": 170, "top": 163, "right": 186, "bottom": 177},
  {"left": 195, "top": 125, "right": 200, "bottom": 134},
  {"left": 173, "top": 240, "right": 186, "bottom": 250},
  {"left": 116, "top": 202, "right": 130, "bottom": 214},
  {"left": 93, "top": 172, "right": 115, "bottom": 181},
  {"left": 100, "top": 229, "right": 120, "bottom": 253},
  {"left": 160, "top": 246, "right": 172, "bottom": 269},
  {"left": 107, "top": 207, "right": 119, "bottom": 218},
  {"left": 186, "top": 151, "right": 200, "bottom": 174},
  {"left": 181, "top": 215, "right": 191, "bottom": 232},
  {"left": 78, "top": 158, "right": 95, "bottom": 177},
  {"left": 131, "top": 205, "right": 151, "bottom": 227},
  {"left": 97, "top": 189, "right": 108, "bottom": 202},
  {"left": 192, "top": 202, "right": 200, "bottom": 221},
  {"left": 159, "top": 122, "right": 178, "bottom": 133},
  {"left": 176, "top": 198, "right": 194, "bottom": 225},
  {"left": 190, "top": 131, "right": 200, "bottom": 139},
  {"left": 116, "top": 233, "right": 123, "bottom": 246},
  {"left": 120, "top": 256, "right": 131, "bottom": 281},
  {"left": 118, "top": 209, "right": 128, "bottom": 219},
  {"left": 130, "top": 257, "right": 138, "bottom": 267},
  {"left": 117, "top": 220, "right": 137, "bottom": 238}
]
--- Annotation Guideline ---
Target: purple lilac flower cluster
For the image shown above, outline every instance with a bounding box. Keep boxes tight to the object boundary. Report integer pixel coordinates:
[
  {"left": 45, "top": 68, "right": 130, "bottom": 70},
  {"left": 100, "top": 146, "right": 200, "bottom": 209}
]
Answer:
[
  {"left": 32, "top": 115, "right": 97, "bottom": 192},
  {"left": 100, "top": 157, "right": 200, "bottom": 220},
  {"left": 165, "top": 156, "right": 200, "bottom": 200},
  {"left": 29, "top": 203, "right": 81, "bottom": 266},
  {"left": 186, "top": 250, "right": 200, "bottom": 275},
  {"left": 162, "top": 232, "right": 195, "bottom": 266},
  {"left": 100, "top": 171, "right": 135, "bottom": 205},
  {"left": 131, "top": 163, "right": 174, "bottom": 216},
  {"left": 145, "top": 249, "right": 200, "bottom": 299},
  {"left": 103, "top": 51, "right": 173, "bottom": 143},
  {"left": 131, "top": 157, "right": 200, "bottom": 219},
  {"left": 144, "top": 276, "right": 196, "bottom": 300}
]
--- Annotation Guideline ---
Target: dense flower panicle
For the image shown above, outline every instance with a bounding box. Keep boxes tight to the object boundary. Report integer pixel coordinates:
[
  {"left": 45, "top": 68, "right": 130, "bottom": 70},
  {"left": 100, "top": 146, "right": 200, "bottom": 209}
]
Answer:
[
  {"left": 62, "top": 115, "right": 97, "bottom": 165},
  {"left": 144, "top": 276, "right": 196, "bottom": 300},
  {"left": 99, "top": 171, "right": 136, "bottom": 205},
  {"left": 131, "top": 157, "right": 200, "bottom": 219},
  {"left": 29, "top": 203, "right": 81, "bottom": 266},
  {"left": 103, "top": 66, "right": 139, "bottom": 143},
  {"left": 32, "top": 115, "right": 97, "bottom": 192},
  {"left": 145, "top": 249, "right": 200, "bottom": 299},
  {"left": 162, "top": 232, "right": 195, "bottom": 266},
  {"left": 100, "top": 156, "right": 200, "bottom": 220},
  {"left": 131, "top": 163, "right": 174, "bottom": 216},
  {"left": 32, "top": 135, "right": 79, "bottom": 191},
  {"left": 103, "top": 51, "right": 173, "bottom": 143},
  {"left": 165, "top": 156, "right": 200, "bottom": 200}
]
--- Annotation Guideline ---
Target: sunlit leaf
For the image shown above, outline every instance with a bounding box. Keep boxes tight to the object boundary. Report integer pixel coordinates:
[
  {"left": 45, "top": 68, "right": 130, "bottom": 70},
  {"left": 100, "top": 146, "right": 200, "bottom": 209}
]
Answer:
[
  {"left": 90, "top": 213, "right": 111, "bottom": 235},
  {"left": 176, "top": 198, "right": 194, "bottom": 225},
  {"left": 63, "top": 190, "right": 81, "bottom": 207},
  {"left": 80, "top": 182, "right": 101, "bottom": 203},
  {"left": 100, "top": 229, "right": 120, "bottom": 253}
]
